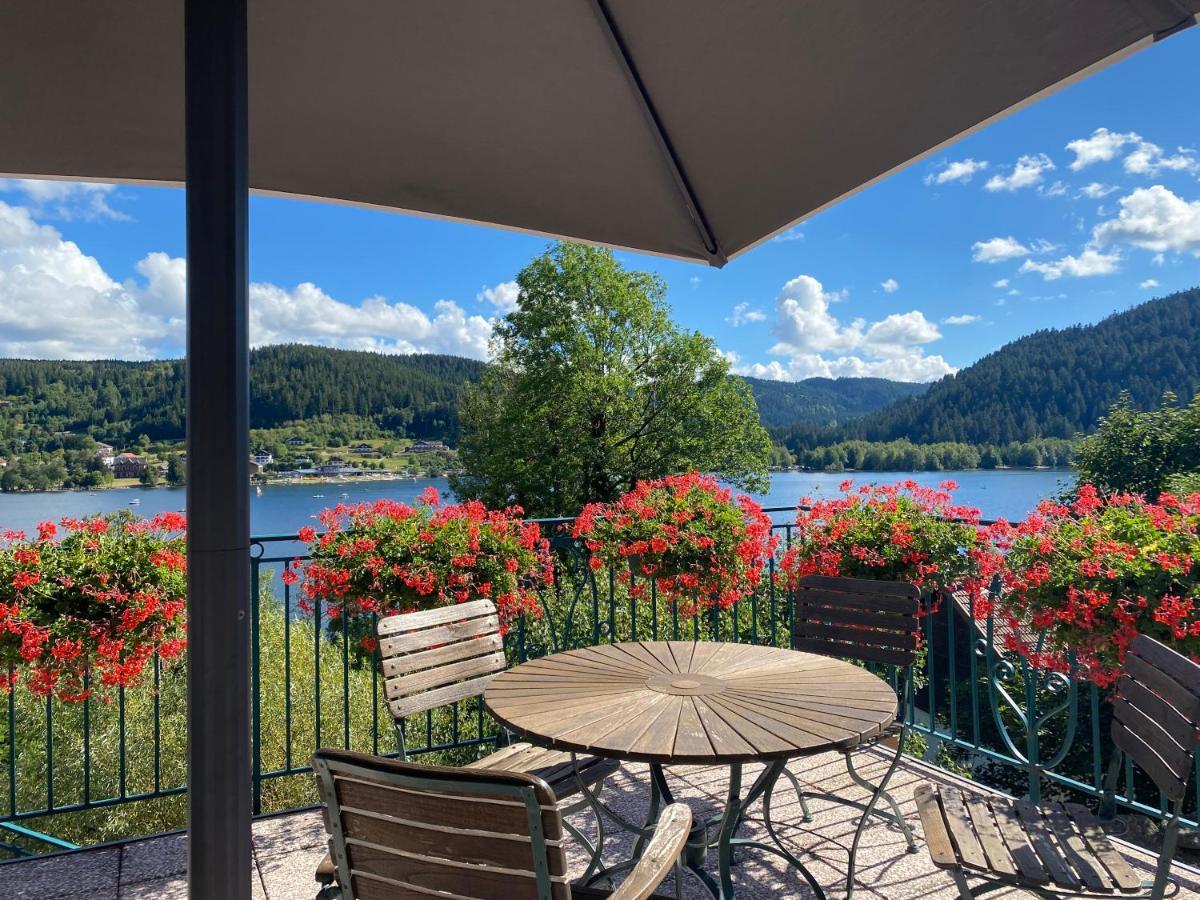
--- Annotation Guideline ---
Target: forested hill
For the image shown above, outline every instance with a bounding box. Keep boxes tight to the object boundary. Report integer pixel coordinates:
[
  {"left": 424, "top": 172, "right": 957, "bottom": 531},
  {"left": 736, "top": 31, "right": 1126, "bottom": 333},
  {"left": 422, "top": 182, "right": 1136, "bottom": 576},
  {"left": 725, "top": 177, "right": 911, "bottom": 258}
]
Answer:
[
  {"left": 745, "top": 376, "right": 927, "bottom": 432},
  {"left": 0, "top": 346, "right": 485, "bottom": 446},
  {"left": 838, "top": 287, "right": 1200, "bottom": 446}
]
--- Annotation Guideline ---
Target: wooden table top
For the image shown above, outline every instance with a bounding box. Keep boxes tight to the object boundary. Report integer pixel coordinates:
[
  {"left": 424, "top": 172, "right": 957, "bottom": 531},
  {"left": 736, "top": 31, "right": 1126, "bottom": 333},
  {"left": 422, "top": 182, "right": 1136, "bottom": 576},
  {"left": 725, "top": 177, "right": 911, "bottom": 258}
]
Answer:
[{"left": 483, "top": 641, "right": 898, "bottom": 765}]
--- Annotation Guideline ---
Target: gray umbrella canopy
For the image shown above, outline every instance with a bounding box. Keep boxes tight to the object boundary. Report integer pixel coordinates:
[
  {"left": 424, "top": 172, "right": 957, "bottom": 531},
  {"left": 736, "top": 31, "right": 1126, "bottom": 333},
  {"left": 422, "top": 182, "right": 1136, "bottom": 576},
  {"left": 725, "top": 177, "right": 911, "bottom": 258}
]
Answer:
[{"left": 1, "top": 1, "right": 1196, "bottom": 266}]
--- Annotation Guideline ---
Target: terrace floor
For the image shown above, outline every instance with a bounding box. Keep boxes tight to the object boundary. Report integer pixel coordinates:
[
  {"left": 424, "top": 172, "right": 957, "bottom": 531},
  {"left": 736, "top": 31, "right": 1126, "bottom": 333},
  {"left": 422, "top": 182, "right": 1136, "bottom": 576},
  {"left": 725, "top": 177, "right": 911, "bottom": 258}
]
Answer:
[{"left": 2, "top": 749, "right": 1198, "bottom": 899}]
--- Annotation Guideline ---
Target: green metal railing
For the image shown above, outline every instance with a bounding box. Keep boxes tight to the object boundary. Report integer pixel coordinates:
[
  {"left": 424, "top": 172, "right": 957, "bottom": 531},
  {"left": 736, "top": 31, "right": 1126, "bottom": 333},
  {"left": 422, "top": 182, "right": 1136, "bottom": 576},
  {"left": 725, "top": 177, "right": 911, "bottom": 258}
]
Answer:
[{"left": 2, "top": 507, "right": 1198, "bottom": 859}]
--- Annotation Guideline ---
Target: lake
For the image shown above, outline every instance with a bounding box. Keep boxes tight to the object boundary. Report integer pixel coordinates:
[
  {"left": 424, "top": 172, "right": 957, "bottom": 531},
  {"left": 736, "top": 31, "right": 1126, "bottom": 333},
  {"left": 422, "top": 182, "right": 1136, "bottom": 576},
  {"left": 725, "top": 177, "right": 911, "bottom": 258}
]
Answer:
[{"left": 0, "top": 469, "right": 1072, "bottom": 537}]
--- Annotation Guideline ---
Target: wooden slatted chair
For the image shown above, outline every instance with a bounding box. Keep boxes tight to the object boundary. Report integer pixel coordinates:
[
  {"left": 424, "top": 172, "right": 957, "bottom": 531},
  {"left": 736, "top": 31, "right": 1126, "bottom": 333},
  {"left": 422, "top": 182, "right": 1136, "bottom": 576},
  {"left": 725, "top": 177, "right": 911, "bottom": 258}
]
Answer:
[
  {"left": 316, "top": 599, "right": 620, "bottom": 894},
  {"left": 916, "top": 634, "right": 1200, "bottom": 900},
  {"left": 781, "top": 574, "right": 923, "bottom": 898},
  {"left": 313, "top": 748, "right": 692, "bottom": 900}
]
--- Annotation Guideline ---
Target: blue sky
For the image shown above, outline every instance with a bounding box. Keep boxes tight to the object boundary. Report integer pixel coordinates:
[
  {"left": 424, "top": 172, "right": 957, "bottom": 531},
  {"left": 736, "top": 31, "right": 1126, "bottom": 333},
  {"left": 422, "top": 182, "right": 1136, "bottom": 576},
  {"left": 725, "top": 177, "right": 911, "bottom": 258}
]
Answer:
[{"left": 1, "top": 29, "right": 1197, "bottom": 381}]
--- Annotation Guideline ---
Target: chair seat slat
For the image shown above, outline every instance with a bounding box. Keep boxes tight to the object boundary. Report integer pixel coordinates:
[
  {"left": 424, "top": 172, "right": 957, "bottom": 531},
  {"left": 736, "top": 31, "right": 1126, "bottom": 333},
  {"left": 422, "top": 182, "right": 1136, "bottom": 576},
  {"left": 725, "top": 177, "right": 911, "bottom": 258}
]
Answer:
[{"left": 1066, "top": 804, "right": 1145, "bottom": 892}]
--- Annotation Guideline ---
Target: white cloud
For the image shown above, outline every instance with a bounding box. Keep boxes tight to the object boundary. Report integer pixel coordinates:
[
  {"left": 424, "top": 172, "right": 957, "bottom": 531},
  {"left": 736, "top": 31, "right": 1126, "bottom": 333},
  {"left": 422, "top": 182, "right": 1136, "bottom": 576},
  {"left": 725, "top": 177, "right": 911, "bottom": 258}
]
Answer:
[
  {"left": 924, "top": 158, "right": 989, "bottom": 186},
  {"left": 1123, "top": 141, "right": 1198, "bottom": 177},
  {"left": 689, "top": 276, "right": 702, "bottom": 288},
  {"left": 1019, "top": 249, "right": 1120, "bottom": 280},
  {"left": 771, "top": 226, "right": 805, "bottom": 243},
  {"left": 992, "top": 278, "right": 1009, "bottom": 288},
  {"left": 972, "top": 236, "right": 1029, "bottom": 262},
  {"left": 250, "top": 286, "right": 494, "bottom": 359},
  {"left": 1064, "top": 127, "right": 1198, "bottom": 178},
  {"left": 1038, "top": 181, "right": 1068, "bottom": 198},
  {"left": 0, "top": 178, "right": 129, "bottom": 222},
  {"left": 0, "top": 199, "right": 497, "bottom": 361},
  {"left": 1152, "top": 253, "right": 1165, "bottom": 266},
  {"left": 880, "top": 278, "right": 899, "bottom": 293},
  {"left": 942, "top": 314, "right": 981, "bottom": 325},
  {"left": 1140, "top": 278, "right": 1160, "bottom": 289},
  {"left": 726, "top": 302, "right": 767, "bottom": 327},
  {"left": 985, "top": 153, "right": 1055, "bottom": 192},
  {"left": 477, "top": 280, "right": 519, "bottom": 313},
  {"left": 1066, "top": 128, "right": 1140, "bottom": 170},
  {"left": 1079, "top": 182, "right": 1118, "bottom": 199},
  {"left": 749, "top": 274, "right": 952, "bottom": 383},
  {"left": 1092, "top": 185, "right": 1200, "bottom": 257}
]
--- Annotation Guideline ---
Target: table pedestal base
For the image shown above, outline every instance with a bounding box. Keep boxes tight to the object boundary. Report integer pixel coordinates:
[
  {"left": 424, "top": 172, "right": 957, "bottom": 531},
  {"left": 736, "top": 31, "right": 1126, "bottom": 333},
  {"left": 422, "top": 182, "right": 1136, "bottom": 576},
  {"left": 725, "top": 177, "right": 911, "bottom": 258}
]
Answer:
[{"left": 577, "top": 756, "right": 827, "bottom": 900}]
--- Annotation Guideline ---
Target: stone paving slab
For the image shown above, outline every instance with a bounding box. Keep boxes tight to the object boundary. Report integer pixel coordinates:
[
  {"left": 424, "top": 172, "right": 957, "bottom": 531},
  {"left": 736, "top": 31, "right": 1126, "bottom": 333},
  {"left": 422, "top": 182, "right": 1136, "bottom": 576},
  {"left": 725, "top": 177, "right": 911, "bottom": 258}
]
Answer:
[{"left": 2, "top": 750, "right": 1199, "bottom": 898}]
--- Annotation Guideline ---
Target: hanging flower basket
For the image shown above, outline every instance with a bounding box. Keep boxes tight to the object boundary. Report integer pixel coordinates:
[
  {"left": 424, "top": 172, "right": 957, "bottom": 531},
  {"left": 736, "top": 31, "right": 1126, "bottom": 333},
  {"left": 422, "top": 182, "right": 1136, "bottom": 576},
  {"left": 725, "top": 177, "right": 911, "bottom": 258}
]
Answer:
[
  {"left": 0, "top": 512, "right": 188, "bottom": 703},
  {"left": 571, "top": 472, "right": 777, "bottom": 615},
  {"left": 778, "top": 479, "right": 1005, "bottom": 613},
  {"left": 997, "top": 485, "right": 1200, "bottom": 687},
  {"left": 295, "top": 487, "right": 552, "bottom": 653}
]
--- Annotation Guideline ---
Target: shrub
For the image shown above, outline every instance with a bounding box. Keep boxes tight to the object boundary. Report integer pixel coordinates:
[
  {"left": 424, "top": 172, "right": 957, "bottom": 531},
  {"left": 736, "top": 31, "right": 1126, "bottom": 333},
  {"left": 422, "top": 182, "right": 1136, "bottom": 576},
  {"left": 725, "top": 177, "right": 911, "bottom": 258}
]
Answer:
[
  {"left": 295, "top": 488, "right": 552, "bottom": 652},
  {"left": 571, "top": 472, "right": 777, "bottom": 615},
  {"left": 998, "top": 484, "right": 1200, "bottom": 687},
  {"left": 778, "top": 479, "right": 1004, "bottom": 604},
  {"left": 0, "top": 512, "right": 187, "bottom": 702}
]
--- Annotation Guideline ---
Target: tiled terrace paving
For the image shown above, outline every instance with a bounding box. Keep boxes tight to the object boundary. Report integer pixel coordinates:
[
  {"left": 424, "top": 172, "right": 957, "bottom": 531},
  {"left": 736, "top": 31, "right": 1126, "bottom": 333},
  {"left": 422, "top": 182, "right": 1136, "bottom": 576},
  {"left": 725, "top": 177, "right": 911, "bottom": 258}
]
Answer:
[{"left": 3, "top": 749, "right": 1198, "bottom": 900}]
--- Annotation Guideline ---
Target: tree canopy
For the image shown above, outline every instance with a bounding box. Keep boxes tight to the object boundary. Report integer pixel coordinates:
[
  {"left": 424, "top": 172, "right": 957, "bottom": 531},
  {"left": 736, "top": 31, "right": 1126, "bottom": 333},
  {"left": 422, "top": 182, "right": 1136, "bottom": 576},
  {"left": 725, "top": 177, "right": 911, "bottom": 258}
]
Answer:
[
  {"left": 1073, "top": 391, "right": 1200, "bottom": 498},
  {"left": 451, "top": 243, "right": 770, "bottom": 517}
]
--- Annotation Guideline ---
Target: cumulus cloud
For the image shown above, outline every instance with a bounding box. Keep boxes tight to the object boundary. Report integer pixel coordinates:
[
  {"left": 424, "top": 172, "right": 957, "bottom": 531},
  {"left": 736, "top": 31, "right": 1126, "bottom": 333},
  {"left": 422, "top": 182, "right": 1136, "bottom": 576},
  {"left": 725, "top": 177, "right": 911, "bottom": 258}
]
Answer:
[
  {"left": 972, "top": 236, "right": 1030, "bottom": 262},
  {"left": 1066, "top": 128, "right": 1140, "bottom": 170},
  {"left": 1140, "top": 279, "right": 1159, "bottom": 289},
  {"left": 477, "top": 280, "right": 520, "bottom": 313},
  {"left": 741, "top": 274, "right": 952, "bottom": 383},
  {"left": 1019, "top": 249, "right": 1120, "bottom": 280},
  {"left": 942, "top": 314, "right": 981, "bottom": 325},
  {"left": 726, "top": 302, "right": 767, "bottom": 327},
  {"left": 0, "top": 199, "right": 497, "bottom": 361},
  {"left": 0, "top": 178, "right": 129, "bottom": 222},
  {"left": 880, "top": 278, "right": 899, "bottom": 293},
  {"left": 1038, "top": 181, "right": 1068, "bottom": 199},
  {"left": 1123, "top": 141, "right": 1198, "bottom": 177},
  {"left": 924, "top": 158, "right": 988, "bottom": 186},
  {"left": 1065, "top": 127, "right": 1198, "bottom": 178},
  {"left": 1092, "top": 185, "right": 1200, "bottom": 257},
  {"left": 992, "top": 278, "right": 1009, "bottom": 288},
  {"left": 985, "top": 153, "right": 1055, "bottom": 192}
]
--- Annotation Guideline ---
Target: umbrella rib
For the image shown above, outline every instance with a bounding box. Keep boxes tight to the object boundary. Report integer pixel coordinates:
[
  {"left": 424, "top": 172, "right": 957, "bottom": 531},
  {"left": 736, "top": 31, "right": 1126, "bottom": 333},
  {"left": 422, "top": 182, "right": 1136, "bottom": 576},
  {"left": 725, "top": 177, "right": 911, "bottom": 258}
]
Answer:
[{"left": 589, "top": 0, "right": 727, "bottom": 267}]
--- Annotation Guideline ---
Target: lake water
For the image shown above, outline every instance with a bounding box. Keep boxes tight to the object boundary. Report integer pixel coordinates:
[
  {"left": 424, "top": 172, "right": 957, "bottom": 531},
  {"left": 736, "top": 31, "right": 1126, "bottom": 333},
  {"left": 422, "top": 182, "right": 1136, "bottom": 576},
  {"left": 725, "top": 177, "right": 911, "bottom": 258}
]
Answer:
[{"left": 0, "top": 469, "right": 1073, "bottom": 537}]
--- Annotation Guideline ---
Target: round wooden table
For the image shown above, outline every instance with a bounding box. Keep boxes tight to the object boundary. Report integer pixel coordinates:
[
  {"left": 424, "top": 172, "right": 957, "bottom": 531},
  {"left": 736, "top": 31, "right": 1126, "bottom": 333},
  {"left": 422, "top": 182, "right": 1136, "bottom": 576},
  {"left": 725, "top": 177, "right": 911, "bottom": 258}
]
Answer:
[{"left": 484, "top": 640, "right": 899, "bottom": 899}]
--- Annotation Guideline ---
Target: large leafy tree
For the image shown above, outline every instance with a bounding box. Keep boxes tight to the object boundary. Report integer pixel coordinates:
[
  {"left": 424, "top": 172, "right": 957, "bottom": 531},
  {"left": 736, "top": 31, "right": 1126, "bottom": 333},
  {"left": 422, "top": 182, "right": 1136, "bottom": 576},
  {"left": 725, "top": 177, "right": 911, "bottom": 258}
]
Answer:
[{"left": 451, "top": 243, "right": 770, "bottom": 517}]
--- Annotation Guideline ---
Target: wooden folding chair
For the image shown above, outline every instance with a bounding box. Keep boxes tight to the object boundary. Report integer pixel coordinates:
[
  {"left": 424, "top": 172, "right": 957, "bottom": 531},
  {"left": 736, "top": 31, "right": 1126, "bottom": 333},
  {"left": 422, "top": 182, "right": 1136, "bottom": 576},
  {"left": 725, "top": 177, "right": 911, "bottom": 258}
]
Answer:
[
  {"left": 781, "top": 574, "right": 923, "bottom": 898},
  {"left": 313, "top": 747, "right": 691, "bottom": 900},
  {"left": 916, "top": 634, "right": 1200, "bottom": 899},
  {"left": 316, "top": 599, "right": 619, "bottom": 893}
]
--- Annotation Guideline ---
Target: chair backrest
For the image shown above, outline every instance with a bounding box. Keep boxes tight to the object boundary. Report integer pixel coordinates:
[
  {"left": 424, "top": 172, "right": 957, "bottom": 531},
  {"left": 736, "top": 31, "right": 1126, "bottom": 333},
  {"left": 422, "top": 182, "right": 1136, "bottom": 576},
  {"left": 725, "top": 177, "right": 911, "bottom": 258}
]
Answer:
[
  {"left": 313, "top": 748, "right": 570, "bottom": 900},
  {"left": 377, "top": 598, "right": 507, "bottom": 722},
  {"left": 791, "top": 574, "right": 921, "bottom": 668},
  {"left": 1112, "top": 634, "right": 1200, "bottom": 804}
]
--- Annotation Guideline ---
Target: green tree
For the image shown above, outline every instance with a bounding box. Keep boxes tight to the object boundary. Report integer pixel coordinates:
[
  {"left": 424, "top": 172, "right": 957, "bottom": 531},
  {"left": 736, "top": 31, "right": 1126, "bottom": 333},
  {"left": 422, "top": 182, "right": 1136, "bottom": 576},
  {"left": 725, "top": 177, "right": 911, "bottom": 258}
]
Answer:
[
  {"left": 165, "top": 453, "right": 186, "bottom": 485},
  {"left": 451, "top": 243, "right": 770, "bottom": 517},
  {"left": 1074, "top": 391, "right": 1200, "bottom": 497},
  {"left": 139, "top": 464, "right": 160, "bottom": 487}
]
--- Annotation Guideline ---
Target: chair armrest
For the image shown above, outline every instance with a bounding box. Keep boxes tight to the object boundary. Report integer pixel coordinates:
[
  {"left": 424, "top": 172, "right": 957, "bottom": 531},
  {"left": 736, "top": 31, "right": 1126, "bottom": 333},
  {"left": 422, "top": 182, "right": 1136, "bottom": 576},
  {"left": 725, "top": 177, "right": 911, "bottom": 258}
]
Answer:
[{"left": 609, "top": 803, "right": 692, "bottom": 900}]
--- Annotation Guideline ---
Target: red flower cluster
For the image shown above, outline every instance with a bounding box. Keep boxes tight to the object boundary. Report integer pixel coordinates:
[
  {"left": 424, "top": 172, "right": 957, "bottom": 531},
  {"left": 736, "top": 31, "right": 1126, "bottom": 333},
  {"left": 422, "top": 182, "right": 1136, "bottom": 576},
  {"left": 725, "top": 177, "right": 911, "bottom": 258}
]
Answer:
[
  {"left": 572, "top": 472, "right": 777, "bottom": 614},
  {"left": 998, "top": 484, "right": 1200, "bottom": 687},
  {"left": 778, "top": 480, "right": 1005, "bottom": 611},
  {"left": 296, "top": 491, "right": 551, "bottom": 651},
  {"left": 0, "top": 512, "right": 188, "bottom": 702}
]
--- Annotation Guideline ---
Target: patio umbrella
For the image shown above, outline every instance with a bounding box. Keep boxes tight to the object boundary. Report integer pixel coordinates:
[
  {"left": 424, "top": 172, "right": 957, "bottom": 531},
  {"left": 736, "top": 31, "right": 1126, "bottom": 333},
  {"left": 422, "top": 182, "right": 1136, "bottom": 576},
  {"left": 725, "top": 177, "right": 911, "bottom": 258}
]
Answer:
[
  {"left": 3, "top": 1, "right": 1197, "bottom": 266},
  {"left": 0, "top": 2, "right": 1195, "bottom": 898}
]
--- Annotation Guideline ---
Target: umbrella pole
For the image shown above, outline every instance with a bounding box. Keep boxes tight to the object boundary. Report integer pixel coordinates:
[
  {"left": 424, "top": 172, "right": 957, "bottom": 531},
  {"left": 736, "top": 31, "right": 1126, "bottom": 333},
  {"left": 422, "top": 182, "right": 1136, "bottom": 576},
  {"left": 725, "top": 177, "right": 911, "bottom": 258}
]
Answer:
[{"left": 185, "top": 0, "right": 252, "bottom": 897}]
